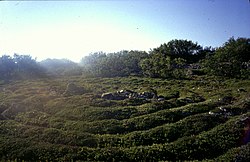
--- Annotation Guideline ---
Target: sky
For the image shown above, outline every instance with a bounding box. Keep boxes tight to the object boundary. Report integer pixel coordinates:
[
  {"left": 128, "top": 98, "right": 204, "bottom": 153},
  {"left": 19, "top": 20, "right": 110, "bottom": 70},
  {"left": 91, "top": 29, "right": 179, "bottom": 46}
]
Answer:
[{"left": 0, "top": 0, "right": 250, "bottom": 62}]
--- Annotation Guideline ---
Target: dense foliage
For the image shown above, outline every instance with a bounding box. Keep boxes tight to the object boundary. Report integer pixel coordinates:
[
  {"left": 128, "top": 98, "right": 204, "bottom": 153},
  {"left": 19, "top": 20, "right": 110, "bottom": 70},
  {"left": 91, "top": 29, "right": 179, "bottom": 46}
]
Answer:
[
  {"left": 150, "top": 39, "right": 206, "bottom": 64},
  {"left": 203, "top": 37, "right": 250, "bottom": 78},
  {"left": 80, "top": 50, "right": 148, "bottom": 77},
  {"left": 0, "top": 54, "right": 45, "bottom": 81},
  {"left": 80, "top": 39, "right": 215, "bottom": 79}
]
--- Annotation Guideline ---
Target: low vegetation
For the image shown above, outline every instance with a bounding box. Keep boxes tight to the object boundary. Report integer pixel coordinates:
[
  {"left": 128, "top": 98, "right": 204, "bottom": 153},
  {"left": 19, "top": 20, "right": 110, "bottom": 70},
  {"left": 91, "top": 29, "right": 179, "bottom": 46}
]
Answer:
[{"left": 0, "top": 75, "right": 249, "bottom": 161}]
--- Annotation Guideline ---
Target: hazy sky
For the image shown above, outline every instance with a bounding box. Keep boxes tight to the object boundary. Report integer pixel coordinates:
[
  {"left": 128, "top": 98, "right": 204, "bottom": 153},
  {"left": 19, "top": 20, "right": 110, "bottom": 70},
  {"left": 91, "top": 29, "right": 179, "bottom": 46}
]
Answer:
[{"left": 0, "top": 0, "right": 250, "bottom": 62}]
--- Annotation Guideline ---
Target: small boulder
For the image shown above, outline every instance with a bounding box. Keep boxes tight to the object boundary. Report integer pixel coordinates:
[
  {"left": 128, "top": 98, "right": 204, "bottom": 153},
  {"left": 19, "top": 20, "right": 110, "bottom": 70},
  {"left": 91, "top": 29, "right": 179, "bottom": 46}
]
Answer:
[
  {"left": 157, "top": 97, "right": 165, "bottom": 101},
  {"left": 139, "top": 91, "right": 157, "bottom": 99},
  {"left": 117, "top": 89, "right": 134, "bottom": 98},
  {"left": 101, "top": 92, "right": 126, "bottom": 100},
  {"left": 208, "top": 111, "right": 214, "bottom": 115},
  {"left": 238, "top": 88, "right": 247, "bottom": 92},
  {"left": 101, "top": 92, "right": 115, "bottom": 100}
]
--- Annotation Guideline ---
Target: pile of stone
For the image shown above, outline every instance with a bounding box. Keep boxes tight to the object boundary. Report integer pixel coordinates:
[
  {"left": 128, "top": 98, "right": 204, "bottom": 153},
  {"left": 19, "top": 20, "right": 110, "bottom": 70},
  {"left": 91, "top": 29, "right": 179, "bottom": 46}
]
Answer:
[
  {"left": 101, "top": 89, "right": 161, "bottom": 101},
  {"left": 208, "top": 106, "right": 233, "bottom": 117}
]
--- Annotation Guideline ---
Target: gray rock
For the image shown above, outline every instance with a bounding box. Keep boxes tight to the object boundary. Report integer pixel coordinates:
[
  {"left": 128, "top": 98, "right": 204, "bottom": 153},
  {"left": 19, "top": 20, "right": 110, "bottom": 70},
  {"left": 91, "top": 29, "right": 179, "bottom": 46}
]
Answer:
[
  {"left": 157, "top": 97, "right": 165, "bottom": 101},
  {"left": 102, "top": 89, "right": 160, "bottom": 101},
  {"left": 101, "top": 92, "right": 126, "bottom": 100},
  {"left": 101, "top": 92, "right": 115, "bottom": 100},
  {"left": 139, "top": 91, "right": 157, "bottom": 99},
  {"left": 238, "top": 88, "right": 247, "bottom": 92},
  {"left": 117, "top": 89, "right": 135, "bottom": 98}
]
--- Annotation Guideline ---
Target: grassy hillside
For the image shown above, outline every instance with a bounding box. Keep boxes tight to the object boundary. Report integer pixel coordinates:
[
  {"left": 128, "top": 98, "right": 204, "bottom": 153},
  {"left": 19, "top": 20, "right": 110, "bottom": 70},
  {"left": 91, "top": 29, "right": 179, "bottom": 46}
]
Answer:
[{"left": 0, "top": 75, "right": 250, "bottom": 161}]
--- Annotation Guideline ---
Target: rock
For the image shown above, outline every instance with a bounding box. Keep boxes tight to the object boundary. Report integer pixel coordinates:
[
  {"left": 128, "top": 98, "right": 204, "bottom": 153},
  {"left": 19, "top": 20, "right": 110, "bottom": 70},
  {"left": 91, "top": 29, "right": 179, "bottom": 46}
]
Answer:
[
  {"left": 235, "top": 116, "right": 250, "bottom": 125},
  {"left": 240, "top": 116, "right": 250, "bottom": 123},
  {"left": 101, "top": 92, "right": 126, "bottom": 100},
  {"left": 158, "top": 97, "right": 165, "bottom": 101},
  {"left": 139, "top": 91, "right": 157, "bottom": 99},
  {"left": 184, "top": 97, "right": 194, "bottom": 103},
  {"left": 238, "top": 88, "right": 247, "bottom": 92},
  {"left": 219, "top": 106, "right": 227, "bottom": 112},
  {"left": 49, "top": 90, "right": 57, "bottom": 96},
  {"left": 157, "top": 95, "right": 165, "bottom": 101},
  {"left": 209, "top": 111, "right": 215, "bottom": 115},
  {"left": 102, "top": 89, "right": 159, "bottom": 101},
  {"left": 117, "top": 89, "right": 135, "bottom": 98},
  {"left": 101, "top": 92, "right": 115, "bottom": 100}
]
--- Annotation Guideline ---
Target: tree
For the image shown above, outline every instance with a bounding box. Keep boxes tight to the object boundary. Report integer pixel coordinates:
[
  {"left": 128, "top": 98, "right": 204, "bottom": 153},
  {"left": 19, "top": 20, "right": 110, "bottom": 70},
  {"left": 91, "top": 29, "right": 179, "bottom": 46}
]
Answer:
[
  {"left": 122, "top": 50, "right": 149, "bottom": 75},
  {"left": 140, "top": 52, "right": 171, "bottom": 78},
  {"left": 140, "top": 52, "right": 187, "bottom": 79},
  {"left": 139, "top": 39, "right": 203, "bottom": 79},
  {"left": 152, "top": 39, "right": 203, "bottom": 64},
  {"left": 0, "top": 55, "right": 16, "bottom": 80},
  {"left": 81, "top": 51, "right": 148, "bottom": 77},
  {"left": 13, "top": 54, "right": 45, "bottom": 78},
  {"left": 203, "top": 37, "right": 250, "bottom": 78},
  {"left": 0, "top": 54, "right": 46, "bottom": 80},
  {"left": 81, "top": 52, "right": 107, "bottom": 77}
]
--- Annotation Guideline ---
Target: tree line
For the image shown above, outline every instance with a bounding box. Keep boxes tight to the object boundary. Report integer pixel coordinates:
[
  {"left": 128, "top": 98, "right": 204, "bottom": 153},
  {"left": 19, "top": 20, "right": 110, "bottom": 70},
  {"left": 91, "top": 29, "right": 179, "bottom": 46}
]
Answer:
[
  {"left": 80, "top": 37, "right": 249, "bottom": 79},
  {"left": 1, "top": 37, "right": 249, "bottom": 81},
  {"left": 0, "top": 54, "right": 45, "bottom": 81}
]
